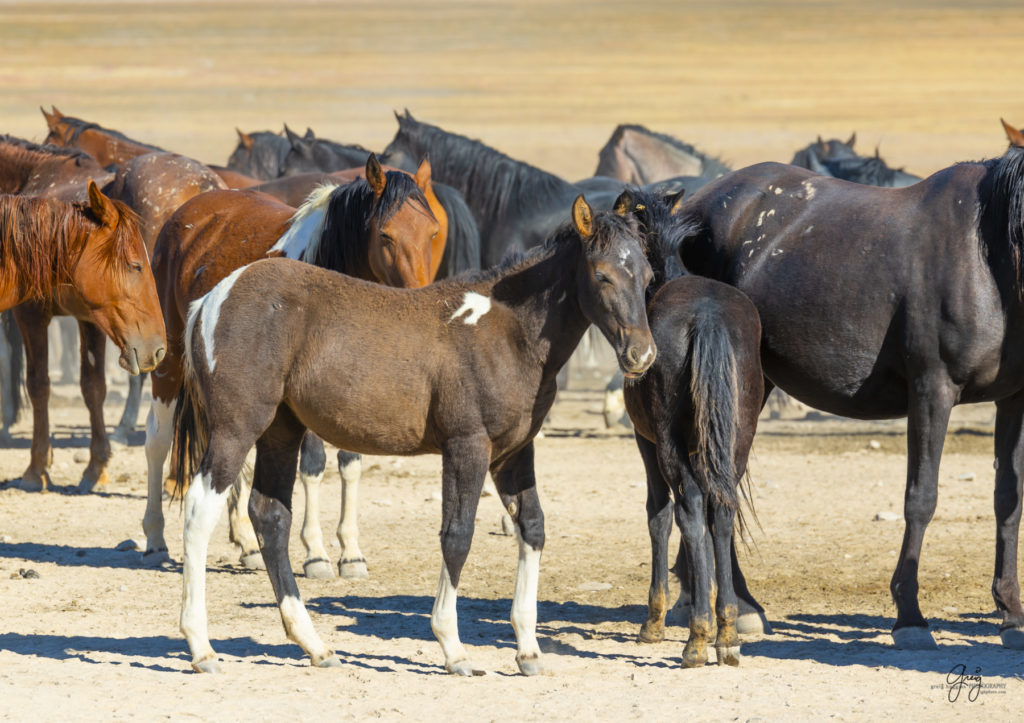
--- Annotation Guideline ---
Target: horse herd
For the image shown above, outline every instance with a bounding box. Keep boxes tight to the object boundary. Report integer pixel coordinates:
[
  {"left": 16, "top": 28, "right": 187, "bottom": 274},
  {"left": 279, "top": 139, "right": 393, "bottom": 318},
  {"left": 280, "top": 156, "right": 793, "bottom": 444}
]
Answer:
[{"left": 2, "top": 107, "right": 1024, "bottom": 675}]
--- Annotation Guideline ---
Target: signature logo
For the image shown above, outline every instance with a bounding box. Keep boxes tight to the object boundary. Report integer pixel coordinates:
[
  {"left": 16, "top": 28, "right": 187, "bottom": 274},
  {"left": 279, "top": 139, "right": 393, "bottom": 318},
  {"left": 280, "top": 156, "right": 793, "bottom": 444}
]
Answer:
[{"left": 946, "top": 664, "right": 982, "bottom": 702}]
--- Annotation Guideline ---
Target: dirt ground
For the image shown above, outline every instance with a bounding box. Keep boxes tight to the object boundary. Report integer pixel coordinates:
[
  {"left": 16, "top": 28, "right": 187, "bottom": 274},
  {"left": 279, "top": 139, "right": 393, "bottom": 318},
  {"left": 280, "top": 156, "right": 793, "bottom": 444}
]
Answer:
[{"left": 3, "top": 0, "right": 1024, "bottom": 719}]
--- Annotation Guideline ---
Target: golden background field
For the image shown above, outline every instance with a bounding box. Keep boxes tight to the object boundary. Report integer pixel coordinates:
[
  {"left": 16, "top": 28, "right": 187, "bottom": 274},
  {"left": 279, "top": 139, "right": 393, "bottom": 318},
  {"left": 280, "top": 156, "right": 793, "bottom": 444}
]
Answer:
[{"left": 3, "top": 0, "right": 1023, "bottom": 181}]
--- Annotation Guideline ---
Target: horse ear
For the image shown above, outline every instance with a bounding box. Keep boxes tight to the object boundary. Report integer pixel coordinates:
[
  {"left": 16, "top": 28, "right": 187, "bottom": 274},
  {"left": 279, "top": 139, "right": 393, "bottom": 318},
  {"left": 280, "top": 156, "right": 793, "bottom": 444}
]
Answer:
[
  {"left": 414, "top": 156, "right": 432, "bottom": 189},
  {"left": 236, "top": 128, "right": 254, "bottom": 150},
  {"left": 87, "top": 179, "right": 118, "bottom": 227},
  {"left": 847, "top": 132, "right": 857, "bottom": 148},
  {"left": 1001, "top": 118, "right": 1024, "bottom": 148},
  {"left": 284, "top": 124, "right": 302, "bottom": 147},
  {"left": 816, "top": 135, "right": 823, "bottom": 144},
  {"left": 366, "top": 153, "right": 387, "bottom": 196},
  {"left": 304, "top": 127, "right": 315, "bottom": 139},
  {"left": 666, "top": 189, "right": 686, "bottom": 216},
  {"left": 612, "top": 189, "right": 635, "bottom": 216},
  {"left": 41, "top": 106, "right": 58, "bottom": 130},
  {"left": 571, "top": 195, "right": 594, "bottom": 239}
]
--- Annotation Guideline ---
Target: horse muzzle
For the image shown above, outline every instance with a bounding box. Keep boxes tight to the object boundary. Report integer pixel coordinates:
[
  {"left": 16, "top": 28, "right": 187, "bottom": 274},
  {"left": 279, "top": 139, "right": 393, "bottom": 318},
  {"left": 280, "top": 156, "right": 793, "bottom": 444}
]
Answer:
[
  {"left": 120, "top": 340, "right": 166, "bottom": 376},
  {"left": 620, "top": 340, "right": 657, "bottom": 379}
]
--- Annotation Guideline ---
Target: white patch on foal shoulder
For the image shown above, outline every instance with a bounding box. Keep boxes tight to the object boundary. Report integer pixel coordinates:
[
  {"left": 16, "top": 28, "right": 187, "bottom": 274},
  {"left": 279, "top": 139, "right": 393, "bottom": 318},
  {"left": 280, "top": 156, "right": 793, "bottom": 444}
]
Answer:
[
  {"left": 268, "top": 184, "right": 337, "bottom": 261},
  {"left": 185, "top": 264, "right": 249, "bottom": 373},
  {"left": 449, "top": 292, "right": 491, "bottom": 326}
]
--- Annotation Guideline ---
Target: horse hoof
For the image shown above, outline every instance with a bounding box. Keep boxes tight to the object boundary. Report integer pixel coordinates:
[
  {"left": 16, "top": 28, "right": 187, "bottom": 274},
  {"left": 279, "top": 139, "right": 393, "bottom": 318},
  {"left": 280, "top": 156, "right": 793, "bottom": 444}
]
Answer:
[
  {"left": 77, "top": 470, "right": 109, "bottom": 494},
  {"left": 304, "top": 559, "right": 335, "bottom": 580},
  {"left": 239, "top": 552, "right": 265, "bottom": 570},
  {"left": 681, "top": 649, "right": 708, "bottom": 668},
  {"left": 1000, "top": 626, "right": 1024, "bottom": 649},
  {"left": 715, "top": 644, "right": 741, "bottom": 667},
  {"left": 737, "top": 611, "right": 772, "bottom": 636},
  {"left": 109, "top": 429, "right": 130, "bottom": 447},
  {"left": 192, "top": 657, "right": 222, "bottom": 674},
  {"left": 892, "top": 626, "right": 937, "bottom": 650},
  {"left": 637, "top": 623, "right": 665, "bottom": 644},
  {"left": 141, "top": 549, "right": 172, "bottom": 568},
  {"left": 516, "top": 654, "right": 545, "bottom": 676},
  {"left": 314, "top": 654, "right": 342, "bottom": 668},
  {"left": 10, "top": 475, "right": 47, "bottom": 493},
  {"left": 338, "top": 558, "right": 368, "bottom": 579},
  {"left": 447, "top": 659, "right": 487, "bottom": 677}
]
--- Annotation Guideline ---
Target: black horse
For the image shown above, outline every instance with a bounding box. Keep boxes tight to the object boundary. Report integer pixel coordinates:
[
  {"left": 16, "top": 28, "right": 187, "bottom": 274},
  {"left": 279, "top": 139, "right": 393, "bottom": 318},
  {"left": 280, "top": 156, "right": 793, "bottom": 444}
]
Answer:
[
  {"left": 279, "top": 126, "right": 373, "bottom": 177},
  {"left": 673, "top": 142, "right": 1024, "bottom": 650},
  {"left": 615, "top": 188, "right": 765, "bottom": 668},
  {"left": 791, "top": 133, "right": 921, "bottom": 187},
  {"left": 381, "top": 110, "right": 703, "bottom": 269},
  {"left": 225, "top": 128, "right": 292, "bottom": 181}
]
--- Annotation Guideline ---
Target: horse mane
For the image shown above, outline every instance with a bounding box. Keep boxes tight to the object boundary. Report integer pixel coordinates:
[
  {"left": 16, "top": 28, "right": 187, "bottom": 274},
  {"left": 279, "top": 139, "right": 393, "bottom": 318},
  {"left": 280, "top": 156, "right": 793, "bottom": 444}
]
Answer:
[
  {"left": 271, "top": 183, "right": 338, "bottom": 260},
  {"left": 313, "top": 171, "right": 430, "bottom": 273},
  {"left": 0, "top": 194, "right": 140, "bottom": 300},
  {"left": 613, "top": 124, "right": 732, "bottom": 177},
  {"left": 54, "top": 115, "right": 164, "bottom": 152},
  {"left": 391, "top": 114, "right": 573, "bottom": 230},
  {"left": 980, "top": 145, "right": 1024, "bottom": 293},
  {"left": 432, "top": 182, "right": 482, "bottom": 275},
  {"left": 821, "top": 154, "right": 902, "bottom": 186},
  {"left": 0, "top": 134, "right": 97, "bottom": 165}
]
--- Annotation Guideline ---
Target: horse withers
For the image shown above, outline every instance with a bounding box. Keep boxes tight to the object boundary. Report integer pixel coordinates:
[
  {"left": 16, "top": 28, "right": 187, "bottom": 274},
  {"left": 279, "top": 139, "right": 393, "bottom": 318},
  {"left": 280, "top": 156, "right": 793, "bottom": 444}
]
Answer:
[{"left": 173, "top": 196, "right": 655, "bottom": 675}]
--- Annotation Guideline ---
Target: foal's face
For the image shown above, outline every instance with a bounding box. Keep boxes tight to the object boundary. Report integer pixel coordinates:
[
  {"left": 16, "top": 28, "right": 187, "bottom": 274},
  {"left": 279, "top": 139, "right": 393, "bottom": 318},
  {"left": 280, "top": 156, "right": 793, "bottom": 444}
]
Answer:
[{"left": 572, "top": 198, "right": 656, "bottom": 378}]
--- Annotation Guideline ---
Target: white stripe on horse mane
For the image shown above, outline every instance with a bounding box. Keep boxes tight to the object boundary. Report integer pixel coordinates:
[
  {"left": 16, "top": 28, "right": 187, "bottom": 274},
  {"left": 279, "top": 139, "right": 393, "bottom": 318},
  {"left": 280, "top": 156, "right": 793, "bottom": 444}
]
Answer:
[{"left": 268, "top": 182, "right": 338, "bottom": 261}]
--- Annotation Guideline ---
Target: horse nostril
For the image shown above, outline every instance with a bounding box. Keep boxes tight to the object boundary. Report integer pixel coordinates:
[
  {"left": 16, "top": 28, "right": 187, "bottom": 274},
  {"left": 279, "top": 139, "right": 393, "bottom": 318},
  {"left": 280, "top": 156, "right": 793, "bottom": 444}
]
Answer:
[
  {"left": 627, "top": 346, "right": 640, "bottom": 364},
  {"left": 154, "top": 347, "right": 166, "bottom": 365}
]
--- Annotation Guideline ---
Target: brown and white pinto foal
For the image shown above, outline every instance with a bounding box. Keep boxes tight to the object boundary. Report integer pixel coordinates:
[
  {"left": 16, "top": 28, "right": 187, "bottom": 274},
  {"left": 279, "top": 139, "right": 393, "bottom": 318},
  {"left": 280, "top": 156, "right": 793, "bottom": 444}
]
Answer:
[{"left": 174, "top": 196, "right": 655, "bottom": 675}]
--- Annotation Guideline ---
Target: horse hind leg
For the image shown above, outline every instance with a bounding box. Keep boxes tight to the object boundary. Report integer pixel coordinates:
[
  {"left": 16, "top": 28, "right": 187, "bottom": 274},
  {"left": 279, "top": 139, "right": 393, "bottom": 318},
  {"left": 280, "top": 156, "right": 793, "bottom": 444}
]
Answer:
[
  {"left": 110, "top": 371, "right": 146, "bottom": 445},
  {"left": 228, "top": 449, "right": 264, "bottom": 570},
  {"left": 250, "top": 412, "right": 339, "bottom": 668},
  {"left": 336, "top": 449, "right": 368, "bottom": 579},
  {"left": 142, "top": 397, "right": 176, "bottom": 566},
  {"left": 992, "top": 393, "right": 1024, "bottom": 649},
  {"left": 298, "top": 432, "right": 334, "bottom": 579},
  {"left": 634, "top": 434, "right": 674, "bottom": 644},
  {"left": 709, "top": 500, "right": 741, "bottom": 666}
]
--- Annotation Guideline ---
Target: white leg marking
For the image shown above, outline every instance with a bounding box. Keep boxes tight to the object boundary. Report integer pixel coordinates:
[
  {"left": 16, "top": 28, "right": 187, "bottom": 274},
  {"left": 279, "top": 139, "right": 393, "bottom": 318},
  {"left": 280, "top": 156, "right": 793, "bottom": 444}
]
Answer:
[
  {"left": 511, "top": 538, "right": 543, "bottom": 665},
  {"left": 300, "top": 470, "right": 330, "bottom": 564},
  {"left": 337, "top": 456, "right": 367, "bottom": 577},
  {"left": 142, "top": 398, "right": 176, "bottom": 557},
  {"left": 180, "top": 471, "right": 229, "bottom": 670},
  {"left": 431, "top": 565, "right": 469, "bottom": 670},
  {"left": 449, "top": 292, "right": 491, "bottom": 326},
  {"left": 279, "top": 595, "right": 333, "bottom": 664}
]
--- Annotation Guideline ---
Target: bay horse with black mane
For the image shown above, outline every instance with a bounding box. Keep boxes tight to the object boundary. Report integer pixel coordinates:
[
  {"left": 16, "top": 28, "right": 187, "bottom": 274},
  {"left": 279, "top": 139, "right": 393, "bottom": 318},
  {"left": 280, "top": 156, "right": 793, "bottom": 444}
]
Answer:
[
  {"left": 142, "top": 154, "right": 439, "bottom": 567},
  {"left": 0, "top": 182, "right": 165, "bottom": 490},
  {"left": 673, "top": 140, "right": 1024, "bottom": 650},
  {"left": 173, "top": 195, "right": 654, "bottom": 675},
  {"left": 613, "top": 187, "right": 766, "bottom": 668}
]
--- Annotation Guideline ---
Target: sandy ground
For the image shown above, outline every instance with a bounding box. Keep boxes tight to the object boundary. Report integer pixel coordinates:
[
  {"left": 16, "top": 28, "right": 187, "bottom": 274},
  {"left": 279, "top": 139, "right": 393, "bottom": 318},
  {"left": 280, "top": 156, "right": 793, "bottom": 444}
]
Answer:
[
  {"left": 4, "top": 0, "right": 1024, "bottom": 719},
  {"left": 0, "top": 375, "right": 1022, "bottom": 720}
]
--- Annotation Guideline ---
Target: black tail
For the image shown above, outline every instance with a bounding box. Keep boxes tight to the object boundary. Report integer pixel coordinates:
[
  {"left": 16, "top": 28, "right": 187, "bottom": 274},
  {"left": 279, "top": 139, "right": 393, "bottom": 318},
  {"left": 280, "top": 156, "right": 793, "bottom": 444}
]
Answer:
[
  {"left": 432, "top": 182, "right": 482, "bottom": 276},
  {"left": 172, "top": 361, "right": 208, "bottom": 502},
  {"left": 1, "top": 311, "right": 24, "bottom": 429},
  {"left": 688, "top": 313, "right": 746, "bottom": 532}
]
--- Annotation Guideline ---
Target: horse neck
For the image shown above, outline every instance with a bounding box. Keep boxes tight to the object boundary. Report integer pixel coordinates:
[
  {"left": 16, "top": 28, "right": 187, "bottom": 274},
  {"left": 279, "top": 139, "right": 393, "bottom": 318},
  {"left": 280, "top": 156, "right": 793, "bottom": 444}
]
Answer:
[
  {"left": 488, "top": 240, "right": 589, "bottom": 375},
  {"left": 0, "top": 146, "right": 35, "bottom": 193}
]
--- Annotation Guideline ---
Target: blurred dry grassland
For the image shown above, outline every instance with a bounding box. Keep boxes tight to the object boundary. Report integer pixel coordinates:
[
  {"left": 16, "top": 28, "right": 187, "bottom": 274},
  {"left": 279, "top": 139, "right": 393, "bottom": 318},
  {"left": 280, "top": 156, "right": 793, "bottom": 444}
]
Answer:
[{"left": 2, "top": 0, "right": 1023, "bottom": 180}]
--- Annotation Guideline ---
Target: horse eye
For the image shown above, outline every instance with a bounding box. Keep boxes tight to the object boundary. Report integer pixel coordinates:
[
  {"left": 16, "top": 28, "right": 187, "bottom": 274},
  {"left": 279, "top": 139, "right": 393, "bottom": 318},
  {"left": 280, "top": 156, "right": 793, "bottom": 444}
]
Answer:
[
  {"left": 595, "top": 272, "right": 612, "bottom": 285},
  {"left": 131, "top": 262, "right": 143, "bottom": 273}
]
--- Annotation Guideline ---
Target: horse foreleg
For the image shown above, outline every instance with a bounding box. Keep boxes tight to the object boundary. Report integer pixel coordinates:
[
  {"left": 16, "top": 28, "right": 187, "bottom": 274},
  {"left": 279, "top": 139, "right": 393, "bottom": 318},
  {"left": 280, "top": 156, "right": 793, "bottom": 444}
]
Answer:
[
  {"left": 336, "top": 449, "right": 368, "bottom": 579},
  {"left": 432, "top": 436, "right": 490, "bottom": 676},
  {"left": 890, "top": 375, "right": 953, "bottom": 650},
  {"left": 494, "top": 441, "right": 545, "bottom": 676},
  {"left": 110, "top": 371, "right": 146, "bottom": 445},
  {"left": 634, "top": 434, "right": 673, "bottom": 643},
  {"left": 14, "top": 306, "right": 52, "bottom": 492},
  {"left": 992, "top": 393, "right": 1024, "bottom": 649},
  {"left": 142, "top": 397, "right": 176, "bottom": 566},
  {"left": 250, "top": 422, "right": 339, "bottom": 668},
  {"left": 297, "top": 432, "right": 333, "bottom": 579},
  {"left": 77, "top": 322, "right": 111, "bottom": 493},
  {"left": 228, "top": 450, "right": 264, "bottom": 570}
]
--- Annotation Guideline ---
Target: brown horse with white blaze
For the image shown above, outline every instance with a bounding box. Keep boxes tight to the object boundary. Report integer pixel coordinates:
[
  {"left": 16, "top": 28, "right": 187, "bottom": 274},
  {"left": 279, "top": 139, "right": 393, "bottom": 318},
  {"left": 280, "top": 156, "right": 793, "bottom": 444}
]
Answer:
[{"left": 173, "top": 196, "right": 655, "bottom": 675}]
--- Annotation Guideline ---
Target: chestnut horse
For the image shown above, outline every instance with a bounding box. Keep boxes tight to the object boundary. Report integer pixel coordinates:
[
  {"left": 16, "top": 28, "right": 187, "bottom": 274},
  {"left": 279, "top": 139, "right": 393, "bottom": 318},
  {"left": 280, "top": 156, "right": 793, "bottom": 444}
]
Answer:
[
  {"left": 142, "top": 155, "right": 439, "bottom": 566},
  {"left": 173, "top": 196, "right": 655, "bottom": 675},
  {"left": 0, "top": 182, "right": 165, "bottom": 491},
  {"left": 42, "top": 106, "right": 162, "bottom": 168}
]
